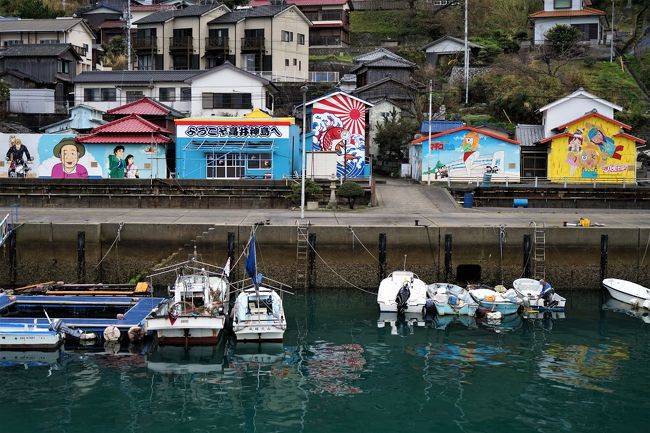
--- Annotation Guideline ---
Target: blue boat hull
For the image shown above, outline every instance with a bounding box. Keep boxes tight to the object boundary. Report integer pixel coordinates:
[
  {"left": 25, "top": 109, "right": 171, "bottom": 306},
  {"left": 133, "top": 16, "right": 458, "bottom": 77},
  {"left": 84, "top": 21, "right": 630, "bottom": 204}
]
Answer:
[
  {"left": 435, "top": 302, "right": 478, "bottom": 316},
  {"left": 477, "top": 301, "right": 520, "bottom": 315}
]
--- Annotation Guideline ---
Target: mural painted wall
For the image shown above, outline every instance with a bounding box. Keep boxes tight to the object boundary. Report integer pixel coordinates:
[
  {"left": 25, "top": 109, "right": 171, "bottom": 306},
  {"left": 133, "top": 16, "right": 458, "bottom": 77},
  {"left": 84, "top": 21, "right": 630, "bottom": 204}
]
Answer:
[
  {"left": 312, "top": 94, "right": 369, "bottom": 178},
  {"left": 417, "top": 128, "right": 520, "bottom": 182},
  {"left": 1, "top": 134, "right": 167, "bottom": 179},
  {"left": 547, "top": 116, "right": 638, "bottom": 183}
]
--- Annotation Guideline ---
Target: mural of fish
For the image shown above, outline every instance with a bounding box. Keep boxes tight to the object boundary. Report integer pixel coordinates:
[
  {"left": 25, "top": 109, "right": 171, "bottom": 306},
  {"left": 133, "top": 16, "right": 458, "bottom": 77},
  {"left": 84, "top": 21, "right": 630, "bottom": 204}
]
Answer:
[{"left": 318, "top": 126, "right": 345, "bottom": 151}]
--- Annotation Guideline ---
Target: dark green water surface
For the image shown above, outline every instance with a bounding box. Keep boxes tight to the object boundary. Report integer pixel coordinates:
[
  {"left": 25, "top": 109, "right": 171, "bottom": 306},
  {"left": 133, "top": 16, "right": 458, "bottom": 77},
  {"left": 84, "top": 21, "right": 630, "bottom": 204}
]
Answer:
[{"left": 1, "top": 289, "right": 649, "bottom": 433}]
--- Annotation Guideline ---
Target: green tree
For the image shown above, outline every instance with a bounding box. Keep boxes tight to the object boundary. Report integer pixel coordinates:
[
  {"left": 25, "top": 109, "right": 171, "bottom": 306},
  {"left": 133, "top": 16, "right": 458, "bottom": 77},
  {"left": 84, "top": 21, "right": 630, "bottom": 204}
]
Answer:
[
  {"left": 0, "top": 79, "right": 9, "bottom": 102},
  {"left": 287, "top": 179, "right": 322, "bottom": 206},
  {"left": 337, "top": 181, "right": 365, "bottom": 209},
  {"left": 0, "top": 0, "right": 60, "bottom": 18},
  {"left": 375, "top": 109, "right": 419, "bottom": 163},
  {"left": 537, "top": 24, "right": 584, "bottom": 77}
]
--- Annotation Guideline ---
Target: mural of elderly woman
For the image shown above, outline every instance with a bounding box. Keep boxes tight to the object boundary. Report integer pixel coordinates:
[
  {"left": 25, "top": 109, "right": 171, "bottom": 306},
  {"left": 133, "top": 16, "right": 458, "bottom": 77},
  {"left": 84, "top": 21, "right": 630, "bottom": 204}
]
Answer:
[{"left": 50, "top": 138, "right": 88, "bottom": 178}]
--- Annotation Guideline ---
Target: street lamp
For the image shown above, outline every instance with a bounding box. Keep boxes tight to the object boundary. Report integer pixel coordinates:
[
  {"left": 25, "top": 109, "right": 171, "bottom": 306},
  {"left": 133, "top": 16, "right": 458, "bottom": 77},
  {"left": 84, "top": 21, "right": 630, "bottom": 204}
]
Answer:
[
  {"left": 427, "top": 79, "right": 432, "bottom": 185},
  {"left": 300, "top": 85, "right": 308, "bottom": 219}
]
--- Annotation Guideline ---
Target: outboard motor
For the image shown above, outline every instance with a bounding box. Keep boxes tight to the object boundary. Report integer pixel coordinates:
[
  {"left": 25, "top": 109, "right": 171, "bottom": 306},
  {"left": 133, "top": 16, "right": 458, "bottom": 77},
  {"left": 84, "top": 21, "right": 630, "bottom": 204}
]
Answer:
[{"left": 395, "top": 281, "right": 411, "bottom": 315}]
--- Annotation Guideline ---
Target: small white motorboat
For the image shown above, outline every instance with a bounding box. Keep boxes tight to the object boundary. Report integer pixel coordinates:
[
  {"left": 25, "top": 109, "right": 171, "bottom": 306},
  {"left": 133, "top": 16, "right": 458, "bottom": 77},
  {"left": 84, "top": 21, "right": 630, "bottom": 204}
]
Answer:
[
  {"left": 0, "top": 319, "right": 64, "bottom": 350},
  {"left": 426, "top": 283, "right": 478, "bottom": 316},
  {"left": 377, "top": 271, "right": 428, "bottom": 313},
  {"left": 512, "top": 278, "right": 566, "bottom": 311},
  {"left": 468, "top": 285, "right": 521, "bottom": 315},
  {"left": 602, "top": 278, "right": 650, "bottom": 309}
]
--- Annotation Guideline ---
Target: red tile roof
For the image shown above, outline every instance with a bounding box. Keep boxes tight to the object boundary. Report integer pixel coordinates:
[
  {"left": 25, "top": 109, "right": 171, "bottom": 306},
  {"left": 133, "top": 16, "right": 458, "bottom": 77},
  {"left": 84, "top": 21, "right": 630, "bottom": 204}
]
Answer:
[
  {"left": 77, "top": 133, "right": 171, "bottom": 144},
  {"left": 411, "top": 126, "right": 520, "bottom": 145},
  {"left": 107, "top": 97, "right": 175, "bottom": 117},
  {"left": 98, "top": 20, "right": 124, "bottom": 29},
  {"left": 91, "top": 113, "right": 171, "bottom": 134},
  {"left": 529, "top": 7, "right": 606, "bottom": 18},
  {"left": 553, "top": 111, "right": 631, "bottom": 132},
  {"left": 613, "top": 131, "right": 646, "bottom": 144},
  {"left": 131, "top": 4, "right": 176, "bottom": 12}
]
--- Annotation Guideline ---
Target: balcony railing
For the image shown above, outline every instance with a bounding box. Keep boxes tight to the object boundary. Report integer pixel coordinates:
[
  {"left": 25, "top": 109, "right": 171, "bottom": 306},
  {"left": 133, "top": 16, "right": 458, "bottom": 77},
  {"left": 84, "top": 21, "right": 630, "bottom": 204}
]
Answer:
[
  {"left": 240, "top": 37, "right": 265, "bottom": 52},
  {"left": 72, "top": 44, "right": 88, "bottom": 57},
  {"left": 169, "top": 36, "right": 193, "bottom": 51},
  {"left": 245, "top": 70, "right": 333, "bottom": 83},
  {"left": 309, "top": 71, "right": 340, "bottom": 83},
  {"left": 133, "top": 36, "right": 157, "bottom": 50},
  {"left": 205, "top": 37, "right": 229, "bottom": 51},
  {"left": 309, "top": 36, "right": 343, "bottom": 47}
]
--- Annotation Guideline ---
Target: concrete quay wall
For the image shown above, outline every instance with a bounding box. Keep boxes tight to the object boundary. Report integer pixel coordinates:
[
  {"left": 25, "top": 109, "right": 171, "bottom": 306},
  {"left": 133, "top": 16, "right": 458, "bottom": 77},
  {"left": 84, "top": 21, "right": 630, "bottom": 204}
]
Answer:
[{"left": 2, "top": 223, "right": 648, "bottom": 290}]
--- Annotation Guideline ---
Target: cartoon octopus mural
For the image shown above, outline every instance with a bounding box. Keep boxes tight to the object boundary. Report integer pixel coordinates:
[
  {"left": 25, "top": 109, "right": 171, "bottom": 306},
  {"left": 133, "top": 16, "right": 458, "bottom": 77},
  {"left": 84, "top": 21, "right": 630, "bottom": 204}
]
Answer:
[
  {"left": 566, "top": 123, "right": 625, "bottom": 179},
  {"left": 312, "top": 94, "right": 368, "bottom": 178}
]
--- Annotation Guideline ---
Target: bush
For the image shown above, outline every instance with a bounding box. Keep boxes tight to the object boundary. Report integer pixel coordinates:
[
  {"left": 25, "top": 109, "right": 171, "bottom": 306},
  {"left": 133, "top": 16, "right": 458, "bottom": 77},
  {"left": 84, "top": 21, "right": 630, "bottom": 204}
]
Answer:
[
  {"left": 337, "top": 182, "right": 365, "bottom": 209},
  {"left": 287, "top": 179, "right": 322, "bottom": 205}
]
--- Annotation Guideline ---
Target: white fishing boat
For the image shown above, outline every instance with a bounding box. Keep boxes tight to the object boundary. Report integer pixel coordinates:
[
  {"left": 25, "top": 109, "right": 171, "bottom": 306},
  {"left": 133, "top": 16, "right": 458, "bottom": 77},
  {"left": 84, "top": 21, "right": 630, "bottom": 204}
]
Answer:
[
  {"left": 426, "top": 283, "right": 478, "bottom": 316},
  {"left": 144, "top": 250, "right": 230, "bottom": 347},
  {"left": 377, "top": 271, "right": 428, "bottom": 313},
  {"left": 0, "top": 319, "right": 64, "bottom": 350},
  {"left": 468, "top": 285, "right": 521, "bottom": 315},
  {"left": 602, "top": 278, "right": 650, "bottom": 309},
  {"left": 231, "top": 231, "right": 291, "bottom": 343},
  {"left": 512, "top": 278, "right": 566, "bottom": 311}
]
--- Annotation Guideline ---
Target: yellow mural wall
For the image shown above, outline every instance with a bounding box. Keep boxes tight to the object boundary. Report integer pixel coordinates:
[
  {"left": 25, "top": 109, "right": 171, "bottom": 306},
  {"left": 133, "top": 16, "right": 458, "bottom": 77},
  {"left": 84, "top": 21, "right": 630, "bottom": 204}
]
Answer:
[{"left": 548, "top": 115, "right": 637, "bottom": 183}]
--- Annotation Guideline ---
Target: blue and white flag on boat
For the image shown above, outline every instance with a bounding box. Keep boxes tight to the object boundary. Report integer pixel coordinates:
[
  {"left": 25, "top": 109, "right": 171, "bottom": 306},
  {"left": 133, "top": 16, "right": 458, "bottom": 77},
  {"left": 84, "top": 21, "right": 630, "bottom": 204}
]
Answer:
[{"left": 245, "top": 235, "right": 259, "bottom": 289}]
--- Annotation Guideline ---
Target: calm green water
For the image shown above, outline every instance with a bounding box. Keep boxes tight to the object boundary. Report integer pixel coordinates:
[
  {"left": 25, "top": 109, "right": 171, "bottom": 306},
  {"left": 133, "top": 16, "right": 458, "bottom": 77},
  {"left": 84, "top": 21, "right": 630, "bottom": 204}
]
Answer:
[{"left": 1, "top": 289, "right": 649, "bottom": 433}]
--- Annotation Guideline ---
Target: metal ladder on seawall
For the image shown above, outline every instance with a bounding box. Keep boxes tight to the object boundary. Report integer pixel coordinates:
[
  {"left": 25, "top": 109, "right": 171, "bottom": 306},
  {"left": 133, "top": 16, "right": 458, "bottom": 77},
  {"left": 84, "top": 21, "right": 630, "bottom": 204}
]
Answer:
[
  {"left": 295, "top": 220, "right": 310, "bottom": 288},
  {"left": 531, "top": 221, "right": 546, "bottom": 280}
]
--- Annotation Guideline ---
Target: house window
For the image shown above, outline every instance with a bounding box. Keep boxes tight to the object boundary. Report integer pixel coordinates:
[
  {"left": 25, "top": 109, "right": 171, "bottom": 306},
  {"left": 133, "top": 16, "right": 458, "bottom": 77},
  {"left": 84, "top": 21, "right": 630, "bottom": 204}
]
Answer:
[
  {"left": 554, "top": 0, "right": 571, "bottom": 8},
  {"left": 57, "top": 60, "right": 70, "bottom": 74},
  {"left": 281, "top": 30, "right": 294, "bottom": 42},
  {"left": 181, "top": 88, "right": 191, "bottom": 102},
  {"left": 285, "top": 59, "right": 289, "bottom": 66},
  {"left": 293, "top": 58, "right": 297, "bottom": 66},
  {"left": 138, "top": 55, "right": 153, "bottom": 70},
  {"left": 247, "top": 153, "right": 272, "bottom": 169},
  {"left": 40, "top": 39, "right": 59, "bottom": 44},
  {"left": 126, "top": 91, "right": 144, "bottom": 103},
  {"left": 299, "top": 60, "right": 301, "bottom": 71},
  {"left": 298, "top": 33, "right": 305, "bottom": 45},
  {"left": 84, "top": 88, "right": 116, "bottom": 102},
  {"left": 202, "top": 93, "right": 252, "bottom": 109},
  {"left": 159, "top": 87, "right": 176, "bottom": 102},
  {"left": 242, "top": 54, "right": 257, "bottom": 72},
  {"left": 3, "top": 40, "right": 22, "bottom": 46},
  {"left": 572, "top": 23, "right": 599, "bottom": 41}
]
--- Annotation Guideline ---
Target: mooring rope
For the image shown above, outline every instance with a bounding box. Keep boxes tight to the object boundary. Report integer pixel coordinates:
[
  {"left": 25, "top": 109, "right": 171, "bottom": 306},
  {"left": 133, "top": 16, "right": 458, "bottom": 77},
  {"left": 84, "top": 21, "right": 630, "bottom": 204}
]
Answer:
[
  {"left": 641, "top": 232, "right": 650, "bottom": 267},
  {"left": 347, "top": 226, "right": 380, "bottom": 263},
  {"left": 306, "top": 237, "right": 377, "bottom": 295},
  {"left": 95, "top": 222, "right": 124, "bottom": 269}
]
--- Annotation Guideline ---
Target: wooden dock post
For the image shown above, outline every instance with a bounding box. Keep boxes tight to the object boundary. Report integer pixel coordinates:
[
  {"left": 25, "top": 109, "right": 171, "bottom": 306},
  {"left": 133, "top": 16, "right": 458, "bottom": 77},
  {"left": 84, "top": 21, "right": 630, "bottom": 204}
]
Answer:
[
  {"left": 308, "top": 232, "right": 317, "bottom": 287},
  {"left": 600, "top": 234, "right": 608, "bottom": 281},
  {"left": 378, "top": 233, "right": 386, "bottom": 284},
  {"left": 77, "top": 231, "right": 86, "bottom": 283},
  {"left": 523, "top": 234, "right": 531, "bottom": 278},
  {"left": 444, "top": 234, "right": 452, "bottom": 282}
]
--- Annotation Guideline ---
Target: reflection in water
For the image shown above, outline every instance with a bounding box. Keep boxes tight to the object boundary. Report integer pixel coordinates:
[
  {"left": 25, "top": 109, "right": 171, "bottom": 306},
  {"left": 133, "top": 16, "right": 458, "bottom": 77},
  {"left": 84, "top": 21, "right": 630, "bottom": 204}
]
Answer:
[
  {"left": 603, "top": 297, "right": 650, "bottom": 323},
  {"left": 303, "top": 342, "right": 366, "bottom": 396},
  {"left": 477, "top": 312, "right": 523, "bottom": 333},
  {"left": 538, "top": 342, "right": 630, "bottom": 392},
  {"left": 414, "top": 342, "right": 508, "bottom": 367}
]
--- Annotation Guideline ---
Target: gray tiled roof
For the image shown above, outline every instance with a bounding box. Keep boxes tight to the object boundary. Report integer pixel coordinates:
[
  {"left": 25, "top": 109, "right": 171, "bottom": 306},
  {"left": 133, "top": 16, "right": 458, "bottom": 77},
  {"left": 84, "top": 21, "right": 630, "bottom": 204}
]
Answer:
[
  {"left": 208, "top": 5, "right": 289, "bottom": 24},
  {"left": 0, "top": 18, "right": 86, "bottom": 32},
  {"left": 134, "top": 3, "right": 223, "bottom": 24},
  {"left": 353, "top": 48, "right": 410, "bottom": 64},
  {"left": 74, "top": 70, "right": 203, "bottom": 83},
  {"left": 0, "top": 43, "right": 77, "bottom": 57},
  {"left": 350, "top": 57, "right": 416, "bottom": 72},
  {"left": 515, "top": 124, "right": 545, "bottom": 146}
]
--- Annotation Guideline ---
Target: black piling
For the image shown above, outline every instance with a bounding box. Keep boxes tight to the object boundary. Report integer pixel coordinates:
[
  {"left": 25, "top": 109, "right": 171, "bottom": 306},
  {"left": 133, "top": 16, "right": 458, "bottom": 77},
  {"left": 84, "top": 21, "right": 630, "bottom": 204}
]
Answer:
[
  {"left": 444, "top": 234, "right": 452, "bottom": 282},
  {"left": 8, "top": 226, "right": 17, "bottom": 288},
  {"left": 600, "top": 234, "right": 608, "bottom": 281},
  {"left": 378, "top": 233, "right": 386, "bottom": 284},
  {"left": 227, "top": 231, "right": 235, "bottom": 280},
  {"left": 523, "top": 234, "right": 531, "bottom": 278},
  {"left": 77, "top": 231, "right": 86, "bottom": 283},
  {"left": 308, "top": 233, "right": 317, "bottom": 286}
]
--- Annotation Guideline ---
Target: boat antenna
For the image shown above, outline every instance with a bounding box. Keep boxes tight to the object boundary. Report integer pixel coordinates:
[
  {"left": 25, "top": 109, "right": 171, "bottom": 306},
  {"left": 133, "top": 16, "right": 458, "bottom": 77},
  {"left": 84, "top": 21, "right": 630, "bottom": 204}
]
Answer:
[{"left": 403, "top": 254, "right": 407, "bottom": 271}]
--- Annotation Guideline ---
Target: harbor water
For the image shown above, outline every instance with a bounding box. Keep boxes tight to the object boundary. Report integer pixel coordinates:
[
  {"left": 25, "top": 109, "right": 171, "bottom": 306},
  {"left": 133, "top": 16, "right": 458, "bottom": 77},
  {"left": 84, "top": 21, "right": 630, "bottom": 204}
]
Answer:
[{"left": 1, "top": 288, "right": 649, "bottom": 433}]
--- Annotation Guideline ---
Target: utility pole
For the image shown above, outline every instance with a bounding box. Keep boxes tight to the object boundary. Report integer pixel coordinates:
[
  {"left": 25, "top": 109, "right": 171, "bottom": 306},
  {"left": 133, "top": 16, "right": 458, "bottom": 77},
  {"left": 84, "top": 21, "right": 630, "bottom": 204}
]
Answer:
[
  {"left": 464, "top": 0, "right": 469, "bottom": 104},
  {"left": 609, "top": 0, "right": 615, "bottom": 63},
  {"left": 300, "top": 85, "right": 308, "bottom": 219},
  {"left": 427, "top": 79, "right": 432, "bottom": 185},
  {"left": 126, "top": 0, "right": 132, "bottom": 71}
]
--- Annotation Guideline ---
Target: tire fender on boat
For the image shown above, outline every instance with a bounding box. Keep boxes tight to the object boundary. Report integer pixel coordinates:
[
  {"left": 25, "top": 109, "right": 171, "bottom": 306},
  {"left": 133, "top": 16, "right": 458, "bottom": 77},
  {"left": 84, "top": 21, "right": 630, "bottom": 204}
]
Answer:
[
  {"left": 128, "top": 326, "right": 144, "bottom": 342},
  {"left": 103, "top": 325, "right": 121, "bottom": 342}
]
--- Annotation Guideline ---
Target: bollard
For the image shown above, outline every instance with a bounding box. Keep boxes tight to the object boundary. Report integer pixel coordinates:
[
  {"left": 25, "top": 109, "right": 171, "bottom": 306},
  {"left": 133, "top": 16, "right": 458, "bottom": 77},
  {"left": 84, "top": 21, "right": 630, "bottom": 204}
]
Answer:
[
  {"left": 444, "top": 234, "right": 452, "bottom": 282},
  {"left": 8, "top": 227, "right": 17, "bottom": 287},
  {"left": 308, "top": 232, "right": 317, "bottom": 278},
  {"left": 600, "top": 234, "right": 608, "bottom": 281},
  {"left": 77, "top": 231, "right": 86, "bottom": 283},
  {"left": 523, "top": 234, "right": 531, "bottom": 278},
  {"left": 227, "top": 232, "right": 235, "bottom": 279},
  {"left": 378, "top": 233, "right": 387, "bottom": 283}
]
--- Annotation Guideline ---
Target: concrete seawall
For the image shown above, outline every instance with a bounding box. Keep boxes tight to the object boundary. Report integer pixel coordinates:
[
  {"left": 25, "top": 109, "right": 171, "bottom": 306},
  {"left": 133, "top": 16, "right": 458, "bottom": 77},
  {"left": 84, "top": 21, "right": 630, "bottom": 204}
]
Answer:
[{"left": 3, "top": 222, "right": 648, "bottom": 290}]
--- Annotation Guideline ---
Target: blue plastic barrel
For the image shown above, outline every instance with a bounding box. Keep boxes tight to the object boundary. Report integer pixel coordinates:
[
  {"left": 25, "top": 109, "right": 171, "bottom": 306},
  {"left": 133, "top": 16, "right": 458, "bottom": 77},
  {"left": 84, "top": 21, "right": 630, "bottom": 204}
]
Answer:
[
  {"left": 463, "top": 192, "right": 474, "bottom": 208},
  {"left": 513, "top": 198, "right": 528, "bottom": 208}
]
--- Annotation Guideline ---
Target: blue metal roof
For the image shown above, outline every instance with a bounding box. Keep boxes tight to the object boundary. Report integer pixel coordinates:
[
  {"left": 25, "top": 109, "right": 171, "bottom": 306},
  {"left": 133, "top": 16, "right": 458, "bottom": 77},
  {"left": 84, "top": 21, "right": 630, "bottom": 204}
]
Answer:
[{"left": 420, "top": 120, "right": 464, "bottom": 134}]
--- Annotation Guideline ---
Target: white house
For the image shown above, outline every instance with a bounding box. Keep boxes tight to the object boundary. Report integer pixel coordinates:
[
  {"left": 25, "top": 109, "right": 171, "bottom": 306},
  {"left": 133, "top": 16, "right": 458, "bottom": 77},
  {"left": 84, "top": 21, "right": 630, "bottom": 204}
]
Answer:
[
  {"left": 421, "top": 35, "right": 483, "bottom": 68},
  {"left": 529, "top": 0, "right": 607, "bottom": 45},
  {"left": 537, "top": 87, "right": 622, "bottom": 137},
  {"left": 73, "top": 62, "right": 275, "bottom": 117}
]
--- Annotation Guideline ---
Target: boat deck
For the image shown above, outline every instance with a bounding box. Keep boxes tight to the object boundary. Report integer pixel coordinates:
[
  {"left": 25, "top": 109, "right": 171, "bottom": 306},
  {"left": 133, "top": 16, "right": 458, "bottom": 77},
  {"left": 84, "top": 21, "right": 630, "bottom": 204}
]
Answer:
[{"left": 0, "top": 295, "right": 166, "bottom": 332}]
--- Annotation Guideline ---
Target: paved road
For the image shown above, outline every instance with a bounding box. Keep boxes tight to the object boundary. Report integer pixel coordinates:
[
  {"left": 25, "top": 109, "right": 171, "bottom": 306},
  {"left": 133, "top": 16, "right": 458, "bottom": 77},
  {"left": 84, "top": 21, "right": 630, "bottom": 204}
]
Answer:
[{"left": 2, "top": 178, "right": 649, "bottom": 228}]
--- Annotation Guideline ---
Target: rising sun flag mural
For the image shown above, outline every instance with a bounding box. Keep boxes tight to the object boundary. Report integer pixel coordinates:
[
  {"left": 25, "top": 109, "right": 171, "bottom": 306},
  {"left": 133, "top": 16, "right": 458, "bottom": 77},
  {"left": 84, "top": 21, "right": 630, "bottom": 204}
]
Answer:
[
  {"left": 311, "top": 92, "right": 371, "bottom": 178},
  {"left": 541, "top": 112, "right": 646, "bottom": 183}
]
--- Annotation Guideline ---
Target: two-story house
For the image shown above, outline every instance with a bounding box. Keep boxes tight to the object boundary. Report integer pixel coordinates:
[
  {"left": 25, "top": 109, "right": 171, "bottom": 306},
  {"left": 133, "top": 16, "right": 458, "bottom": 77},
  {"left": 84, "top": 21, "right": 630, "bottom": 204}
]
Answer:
[
  {"left": 206, "top": 3, "right": 311, "bottom": 81},
  {"left": 73, "top": 62, "right": 276, "bottom": 117},
  {"left": 250, "top": 0, "right": 351, "bottom": 48},
  {"left": 0, "top": 43, "right": 82, "bottom": 112},
  {"left": 352, "top": 48, "right": 417, "bottom": 87},
  {"left": 133, "top": 3, "right": 231, "bottom": 70},
  {"left": 529, "top": 0, "right": 607, "bottom": 45},
  {"left": 0, "top": 18, "right": 95, "bottom": 73}
]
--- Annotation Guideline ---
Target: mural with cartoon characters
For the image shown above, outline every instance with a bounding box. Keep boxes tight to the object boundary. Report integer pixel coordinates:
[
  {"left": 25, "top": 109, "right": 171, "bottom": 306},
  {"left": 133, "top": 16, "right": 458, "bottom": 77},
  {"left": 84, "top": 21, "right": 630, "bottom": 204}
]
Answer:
[
  {"left": 0, "top": 134, "right": 166, "bottom": 179},
  {"left": 414, "top": 127, "right": 521, "bottom": 182},
  {"left": 311, "top": 94, "right": 369, "bottom": 178},
  {"left": 547, "top": 114, "right": 642, "bottom": 183}
]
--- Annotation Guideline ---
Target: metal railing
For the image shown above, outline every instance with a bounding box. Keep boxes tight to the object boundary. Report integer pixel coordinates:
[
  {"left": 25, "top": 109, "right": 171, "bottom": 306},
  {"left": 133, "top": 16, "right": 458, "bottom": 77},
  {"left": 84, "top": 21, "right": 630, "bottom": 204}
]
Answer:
[
  {"left": 310, "top": 36, "right": 343, "bottom": 46},
  {"left": 169, "top": 36, "right": 193, "bottom": 50},
  {"left": 205, "top": 37, "right": 229, "bottom": 51},
  {"left": 309, "top": 71, "right": 340, "bottom": 82},
  {"left": 133, "top": 36, "right": 157, "bottom": 50},
  {"left": 422, "top": 175, "right": 650, "bottom": 188},
  {"left": 240, "top": 37, "right": 264, "bottom": 51}
]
